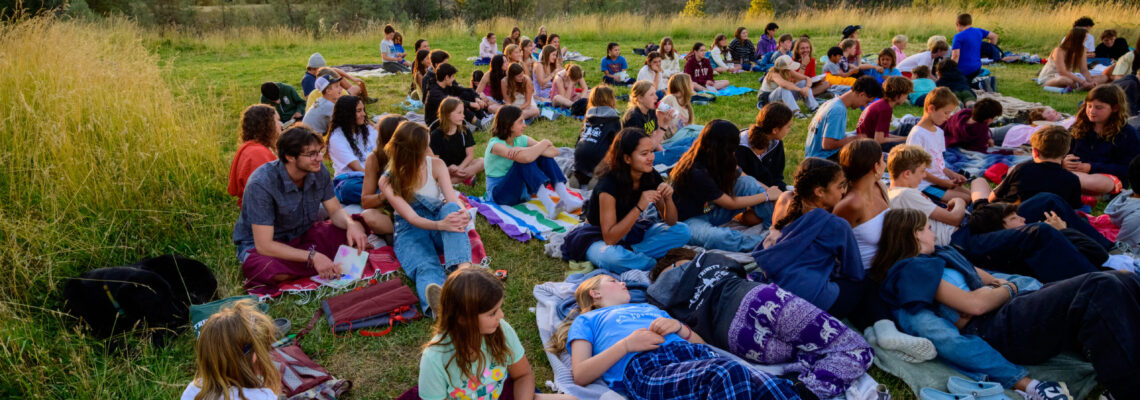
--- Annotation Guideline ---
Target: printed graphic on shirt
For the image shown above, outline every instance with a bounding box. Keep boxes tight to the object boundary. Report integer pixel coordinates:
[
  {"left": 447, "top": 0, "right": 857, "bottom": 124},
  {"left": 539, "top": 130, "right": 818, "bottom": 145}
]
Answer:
[{"left": 447, "top": 365, "right": 508, "bottom": 400}]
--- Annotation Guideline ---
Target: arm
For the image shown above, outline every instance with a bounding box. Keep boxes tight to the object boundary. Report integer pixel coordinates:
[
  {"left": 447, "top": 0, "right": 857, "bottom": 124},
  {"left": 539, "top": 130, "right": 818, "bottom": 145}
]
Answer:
[
  {"left": 924, "top": 171, "right": 959, "bottom": 188},
  {"left": 527, "top": 136, "right": 560, "bottom": 158},
  {"left": 986, "top": 32, "right": 999, "bottom": 45},
  {"left": 322, "top": 197, "right": 368, "bottom": 252},
  {"left": 569, "top": 331, "right": 660, "bottom": 387},
  {"left": 490, "top": 139, "right": 553, "bottom": 164},
  {"left": 657, "top": 183, "right": 679, "bottom": 225},
  {"left": 929, "top": 198, "right": 967, "bottom": 226},
  {"left": 934, "top": 280, "right": 1011, "bottom": 317},
  {"left": 507, "top": 357, "right": 538, "bottom": 400},
  {"left": 951, "top": 49, "right": 960, "bottom": 63},
  {"left": 821, "top": 135, "right": 858, "bottom": 150},
  {"left": 360, "top": 156, "right": 386, "bottom": 209},
  {"left": 598, "top": 192, "right": 649, "bottom": 245},
  {"left": 379, "top": 175, "right": 447, "bottom": 231},
  {"left": 710, "top": 190, "right": 770, "bottom": 210}
]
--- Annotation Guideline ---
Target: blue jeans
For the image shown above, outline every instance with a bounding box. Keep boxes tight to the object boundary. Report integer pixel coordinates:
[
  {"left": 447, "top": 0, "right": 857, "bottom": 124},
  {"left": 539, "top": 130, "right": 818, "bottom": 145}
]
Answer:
[
  {"left": 393, "top": 198, "right": 472, "bottom": 310},
  {"left": 486, "top": 156, "right": 566, "bottom": 206},
  {"left": 586, "top": 222, "right": 691, "bottom": 273},
  {"left": 683, "top": 175, "right": 774, "bottom": 252},
  {"left": 896, "top": 308, "right": 1028, "bottom": 388}
]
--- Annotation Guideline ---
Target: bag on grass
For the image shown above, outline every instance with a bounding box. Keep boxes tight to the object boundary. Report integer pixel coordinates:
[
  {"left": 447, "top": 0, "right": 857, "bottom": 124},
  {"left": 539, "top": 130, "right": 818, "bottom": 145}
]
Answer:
[
  {"left": 320, "top": 278, "right": 421, "bottom": 335},
  {"left": 272, "top": 313, "right": 353, "bottom": 399}
]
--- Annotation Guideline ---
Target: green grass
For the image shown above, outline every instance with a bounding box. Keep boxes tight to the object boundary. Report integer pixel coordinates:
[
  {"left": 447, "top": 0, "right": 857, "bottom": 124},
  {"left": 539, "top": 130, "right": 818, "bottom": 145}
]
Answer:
[{"left": 0, "top": 13, "right": 1103, "bottom": 399}]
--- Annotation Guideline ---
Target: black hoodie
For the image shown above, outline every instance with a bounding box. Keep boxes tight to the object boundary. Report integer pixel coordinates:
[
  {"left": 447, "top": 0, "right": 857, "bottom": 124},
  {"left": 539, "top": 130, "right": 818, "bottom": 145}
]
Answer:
[{"left": 574, "top": 106, "right": 623, "bottom": 176}]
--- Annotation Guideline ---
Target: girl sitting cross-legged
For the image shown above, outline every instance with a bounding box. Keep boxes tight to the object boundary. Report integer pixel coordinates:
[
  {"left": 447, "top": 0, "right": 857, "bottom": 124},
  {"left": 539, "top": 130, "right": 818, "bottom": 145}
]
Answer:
[
  {"left": 669, "top": 119, "right": 781, "bottom": 252},
  {"left": 546, "top": 274, "right": 801, "bottom": 400},
  {"left": 380, "top": 121, "right": 473, "bottom": 316},
  {"left": 484, "top": 106, "right": 582, "bottom": 217},
  {"left": 561, "top": 128, "right": 691, "bottom": 273}
]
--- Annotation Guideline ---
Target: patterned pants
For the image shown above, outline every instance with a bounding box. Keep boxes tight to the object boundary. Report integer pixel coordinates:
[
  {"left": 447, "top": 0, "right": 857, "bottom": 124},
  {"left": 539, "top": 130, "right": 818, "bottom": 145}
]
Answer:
[
  {"left": 618, "top": 340, "right": 800, "bottom": 400},
  {"left": 726, "top": 284, "right": 874, "bottom": 398}
]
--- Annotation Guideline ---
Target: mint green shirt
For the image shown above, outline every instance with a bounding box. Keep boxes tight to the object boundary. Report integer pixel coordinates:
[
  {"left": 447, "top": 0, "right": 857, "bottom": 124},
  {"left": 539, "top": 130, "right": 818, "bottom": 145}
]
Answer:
[
  {"left": 484, "top": 136, "right": 530, "bottom": 178},
  {"left": 417, "top": 319, "right": 525, "bottom": 400}
]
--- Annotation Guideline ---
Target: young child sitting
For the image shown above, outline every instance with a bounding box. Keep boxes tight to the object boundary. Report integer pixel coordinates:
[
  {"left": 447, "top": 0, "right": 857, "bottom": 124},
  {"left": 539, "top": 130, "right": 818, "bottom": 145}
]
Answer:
[
  {"left": 484, "top": 106, "right": 582, "bottom": 217},
  {"left": 600, "top": 42, "right": 635, "bottom": 86},
  {"left": 822, "top": 46, "right": 858, "bottom": 83},
  {"left": 856, "top": 76, "right": 912, "bottom": 150},
  {"left": 430, "top": 97, "right": 484, "bottom": 186},
  {"left": 479, "top": 32, "right": 498, "bottom": 62},
  {"left": 944, "top": 98, "right": 1003, "bottom": 152},
  {"left": 1107, "top": 156, "right": 1140, "bottom": 252},
  {"left": 417, "top": 268, "right": 573, "bottom": 400},
  {"left": 887, "top": 144, "right": 990, "bottom": 246},
  {"left": 863, "top": 48, "right": 902, "bottom": 83},
  {"left": 891, "top": 34, "right": 908, "bottom": 61},
  {"left": 908, "top": 65, "right": 936, "bottom": 105},
  {"left": 990, "top": 126, "right": 1082, "bottom": 208},
  {"left": 935, "top": 58, "right": 976, "bottom": 106},
  {"left": 755, "top": 34, "right": 794, "bottom": 73},
  {"left": 905, "top": 87, "right": 979, "bottom": 203},
  {"left": 181, "top": 299, "right": 279, "bottom": 400}
]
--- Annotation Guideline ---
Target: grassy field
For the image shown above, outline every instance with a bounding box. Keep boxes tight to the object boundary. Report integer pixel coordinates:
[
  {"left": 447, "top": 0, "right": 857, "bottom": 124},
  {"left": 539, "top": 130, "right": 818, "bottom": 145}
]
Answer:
[{"left": 1, "top": 4, "right": 1135, "bottom": 398}]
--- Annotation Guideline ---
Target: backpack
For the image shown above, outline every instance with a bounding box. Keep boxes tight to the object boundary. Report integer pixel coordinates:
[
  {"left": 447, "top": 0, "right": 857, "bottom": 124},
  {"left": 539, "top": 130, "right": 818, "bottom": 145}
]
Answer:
[{"left": 62, "top": 254, "right": 217, "bottom": 346}]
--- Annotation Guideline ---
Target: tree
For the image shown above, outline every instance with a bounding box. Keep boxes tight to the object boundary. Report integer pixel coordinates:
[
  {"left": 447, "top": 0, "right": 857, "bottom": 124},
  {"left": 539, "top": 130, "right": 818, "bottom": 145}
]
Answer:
[{"left": 681, "top": 0, "right": 704, "bottom": 17}]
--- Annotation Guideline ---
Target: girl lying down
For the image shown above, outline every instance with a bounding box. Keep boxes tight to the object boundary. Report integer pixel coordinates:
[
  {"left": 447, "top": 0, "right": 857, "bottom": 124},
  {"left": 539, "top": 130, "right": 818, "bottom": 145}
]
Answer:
[
  {"left": 546, "top": 275, "right": 801, "bottom": 400},
  {"left": 648, "top": 248, "right": 873, "bottom": 399}
]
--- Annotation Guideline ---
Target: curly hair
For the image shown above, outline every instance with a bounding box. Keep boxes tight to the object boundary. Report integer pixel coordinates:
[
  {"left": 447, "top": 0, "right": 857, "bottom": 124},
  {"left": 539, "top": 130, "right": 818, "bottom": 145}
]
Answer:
[{"left": 239, "top": 104, "right": 279, "bottom": 150}]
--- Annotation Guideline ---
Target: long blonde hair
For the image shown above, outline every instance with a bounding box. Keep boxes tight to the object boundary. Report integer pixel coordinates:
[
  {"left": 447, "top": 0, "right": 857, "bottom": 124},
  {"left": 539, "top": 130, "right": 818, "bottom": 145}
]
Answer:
[
  {"left": 545, "top": 275, "right": 606, "bottom": 354},
  {"left": 191, "top": 299, "right": 280, "bottom": 400},
  {"left": 666, "top": 73, "right": 694, "bottom": 124},
  {"left": 384, "top": 121, "right": 430, "bottom": 201}
]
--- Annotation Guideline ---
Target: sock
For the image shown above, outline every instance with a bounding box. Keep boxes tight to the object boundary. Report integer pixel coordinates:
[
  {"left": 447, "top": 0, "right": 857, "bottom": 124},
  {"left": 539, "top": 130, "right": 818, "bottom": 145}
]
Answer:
[
  {"left": 554, "top": 182, "right": 583, "bottom": 211},
  {"left": 872, "top": 319, "right": 937, "bottom": 362},
  {"left": 864, "top": 326, "right": 924, "bottom": 363},
  {"left": 537, "top": 185, "right": 558, "bottom": 218},
  {"left": 1025, "top": 380, "right": 1040, "bottom": 394}
]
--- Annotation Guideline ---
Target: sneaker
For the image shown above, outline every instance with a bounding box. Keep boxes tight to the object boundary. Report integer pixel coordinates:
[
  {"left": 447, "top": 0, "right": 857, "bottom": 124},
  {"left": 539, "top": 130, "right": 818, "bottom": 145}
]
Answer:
[
  {"left": 1020, "top": 381, "right": 1072, "bottom": 400},
  {"left": 919, "top": 388, "right": 975, "bottom": 400},
  {"left": 794, "top": 111, "right": 809, "bottom": 120},
  {"left": 425, "top": 283, "right": 443, "bottom": 317},
  {"left": 946, "top": 377, "right": 1004, "bottom": 400},
  {"left": 364, "top": 96, "right": 380, "bottom": 104}
]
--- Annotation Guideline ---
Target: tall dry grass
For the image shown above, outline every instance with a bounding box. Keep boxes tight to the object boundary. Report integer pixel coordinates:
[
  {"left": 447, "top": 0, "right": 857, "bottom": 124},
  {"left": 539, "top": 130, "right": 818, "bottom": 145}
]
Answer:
[
  {"left": 0, "top": 16, "right": 229, "bottom": 398},
  {"left": 149, "top": 3, "right": 1140, "bottom": 55}
]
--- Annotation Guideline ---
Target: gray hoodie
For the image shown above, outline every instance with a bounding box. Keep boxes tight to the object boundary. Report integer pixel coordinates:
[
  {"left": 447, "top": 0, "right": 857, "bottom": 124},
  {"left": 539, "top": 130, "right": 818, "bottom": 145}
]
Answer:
[{"left": 1106, "top": 189, "right": 1140, "bottom": 251}]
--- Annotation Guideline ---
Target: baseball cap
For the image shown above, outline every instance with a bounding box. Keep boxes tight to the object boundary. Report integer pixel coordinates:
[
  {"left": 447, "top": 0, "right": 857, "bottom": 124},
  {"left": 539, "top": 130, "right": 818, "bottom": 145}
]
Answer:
[
  {"left": 314, "top": 68, "right": 342, "bottom": 93},
  {"left": 773, "top": 55, "right": 801, "bottom": 71}
]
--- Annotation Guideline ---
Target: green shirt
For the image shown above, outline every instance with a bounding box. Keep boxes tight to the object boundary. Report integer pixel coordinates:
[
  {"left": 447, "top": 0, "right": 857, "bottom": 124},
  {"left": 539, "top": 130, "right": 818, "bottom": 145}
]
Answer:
[
  {"left": 484, "top": 136, "right": 529, "bottom": 178},
  {"left": 418, "top": 319, "right": 525, "bottom": 400},
  {"left": 260, "top": 82, "right": 306, "bottom": 122}
]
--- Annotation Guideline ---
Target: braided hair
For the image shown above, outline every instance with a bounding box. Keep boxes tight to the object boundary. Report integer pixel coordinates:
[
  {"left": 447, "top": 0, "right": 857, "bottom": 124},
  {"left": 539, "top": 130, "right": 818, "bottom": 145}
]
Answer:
[{"left": 774, "top": 157, "right": 844, "bottom": 230}]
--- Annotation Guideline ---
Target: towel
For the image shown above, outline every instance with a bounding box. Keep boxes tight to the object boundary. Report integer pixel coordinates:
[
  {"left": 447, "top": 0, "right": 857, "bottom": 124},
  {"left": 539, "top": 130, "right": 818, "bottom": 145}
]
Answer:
[{"left": 466, "top": 190, "right": 585, "bottom": 242}]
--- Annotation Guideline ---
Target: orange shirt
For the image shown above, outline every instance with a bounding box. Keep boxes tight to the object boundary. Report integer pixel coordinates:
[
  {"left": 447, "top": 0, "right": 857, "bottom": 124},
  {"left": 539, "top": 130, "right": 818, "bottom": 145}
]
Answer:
[{"left": 227, "top": 141, "right": 276, "bottom": 207}]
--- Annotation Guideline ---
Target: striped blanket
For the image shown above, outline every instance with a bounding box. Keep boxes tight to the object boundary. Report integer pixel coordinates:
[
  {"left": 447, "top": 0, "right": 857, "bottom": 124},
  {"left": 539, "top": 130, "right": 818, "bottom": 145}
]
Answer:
[{"left": 465, "top": 190, "right": 586, "bottom": 242}]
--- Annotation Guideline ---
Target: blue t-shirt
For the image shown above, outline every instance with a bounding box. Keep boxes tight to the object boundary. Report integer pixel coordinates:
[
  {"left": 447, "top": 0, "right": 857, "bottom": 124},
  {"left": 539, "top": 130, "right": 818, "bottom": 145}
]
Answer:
[
  {"left": 301, "top": 72, "right": 317, "bottom": 97},
  {"left": 600, "top": 56, "right": 629, "bottom": 75},
  {"left": 805, "top": 98, "right": 849, "bottom": 159},
  {"left": 567, "top": 303, "right": 684, "bottom": 386},
  {"left": 952, "top": 27, "right": 990, "bottom": 76}
]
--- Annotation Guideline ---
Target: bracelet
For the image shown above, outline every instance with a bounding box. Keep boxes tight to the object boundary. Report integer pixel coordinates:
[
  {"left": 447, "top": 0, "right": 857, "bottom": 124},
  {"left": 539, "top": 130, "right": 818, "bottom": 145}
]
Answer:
[
  {"left": 306, "top": 245, "right": 317, "bottom": 268},
  {"left": 636, "top": 204, "right": 644, "bottom": 213},
  {"left": 1002, "top": 282, "right": 1018, "bottom": 296},
  {"left": 1001, "top": 283, "right": 1015, "bottom": 299},
  {"left": 764, "top": 191, "right": 770, "bottom": 202},
  {"left": 679, "top": 324, "right": 692, "bottom": 340}
]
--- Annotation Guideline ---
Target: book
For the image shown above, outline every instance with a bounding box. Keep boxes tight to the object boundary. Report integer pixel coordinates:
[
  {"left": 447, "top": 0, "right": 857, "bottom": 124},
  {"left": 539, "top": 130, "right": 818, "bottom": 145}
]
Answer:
[{"left": 311, "top": 245, "right": 368, "bottom": 288}]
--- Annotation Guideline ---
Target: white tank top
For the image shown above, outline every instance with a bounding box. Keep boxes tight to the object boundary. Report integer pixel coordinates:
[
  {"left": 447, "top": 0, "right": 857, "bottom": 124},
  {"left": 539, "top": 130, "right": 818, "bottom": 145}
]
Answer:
[
  {"left": 414, "top": 156, "right": 442, "bottom": 200},
  {"left": 852, "top": 209, "right": 887, "bottom": 271}
]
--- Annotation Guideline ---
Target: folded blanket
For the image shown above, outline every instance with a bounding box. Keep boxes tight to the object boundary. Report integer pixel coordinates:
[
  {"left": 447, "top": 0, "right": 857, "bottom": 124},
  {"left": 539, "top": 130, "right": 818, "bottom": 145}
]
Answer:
[
  {"left": 699, "top": 85, "right": 755, "bottom": 97},
  {"left": 943, "top": 147, "right": 1031, "bottom": 179},
  {"left": 331, "top": 64, "right": 397, "bottom": 80},
  {"left": 466, "top": 190, "right": 585, "bottom": 242}
]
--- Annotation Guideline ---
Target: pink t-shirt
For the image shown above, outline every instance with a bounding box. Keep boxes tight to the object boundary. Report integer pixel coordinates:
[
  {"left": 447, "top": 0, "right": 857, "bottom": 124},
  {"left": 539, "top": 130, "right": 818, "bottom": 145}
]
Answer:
[{"left": 905, "top": 124, "right": 949, "bottom": 190}]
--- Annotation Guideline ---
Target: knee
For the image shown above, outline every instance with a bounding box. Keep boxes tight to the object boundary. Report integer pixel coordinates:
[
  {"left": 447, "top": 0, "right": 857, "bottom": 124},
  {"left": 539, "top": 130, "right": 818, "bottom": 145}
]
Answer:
[
  {"left": 662, "top": 222, "right": 692, "bottom": 241},
  {"left": 442, "top": 202, "right": 462, "bottom": 213}
]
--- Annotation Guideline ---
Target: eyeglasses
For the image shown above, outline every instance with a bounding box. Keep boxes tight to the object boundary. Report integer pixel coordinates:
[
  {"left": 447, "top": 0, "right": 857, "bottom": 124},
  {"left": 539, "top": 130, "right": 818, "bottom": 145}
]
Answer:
[{"left": 299, "top": 149, "right": 326, "bottom": 159}]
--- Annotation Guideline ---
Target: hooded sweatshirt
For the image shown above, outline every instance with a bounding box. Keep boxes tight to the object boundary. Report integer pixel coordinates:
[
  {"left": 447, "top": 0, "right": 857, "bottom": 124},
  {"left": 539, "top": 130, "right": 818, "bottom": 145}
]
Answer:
[
  {"left": 647, "top": 252, "right": 756, "bottom": 350},
  {"left": 574, "top": 106, "right": 622, "bottom": 176},
  {"left": 1107, "top": 189, "right": 1140, "bottom": 251},
  {"left": 752, "top": 208, "right": 864, "bottom": 311}
]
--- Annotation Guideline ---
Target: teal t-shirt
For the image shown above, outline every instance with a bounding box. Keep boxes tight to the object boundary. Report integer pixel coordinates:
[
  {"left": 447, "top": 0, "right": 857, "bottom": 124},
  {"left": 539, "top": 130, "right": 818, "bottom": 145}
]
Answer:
[
  {"left": 418, "top": 319, "right": 525, "bottom": 400},
  {"left": 909, "top": 78, "right": 936, "bottom": 104},
  {"left": 484, "top": 136, "right": 530, "bottom": 178}
]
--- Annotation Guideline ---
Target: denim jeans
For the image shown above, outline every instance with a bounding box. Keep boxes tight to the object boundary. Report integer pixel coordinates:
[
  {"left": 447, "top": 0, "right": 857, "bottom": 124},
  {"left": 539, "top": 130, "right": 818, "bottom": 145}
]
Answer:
[
  {"left": 393, "top": 197, "right": 472, "bottom": 310},
  {"left": 1018, "top": 192, "right": 1113, "bottom": 250},
  {"left": 683, "top": 175, "right": 774, "bottom": 252},
  {"left": 586, "top": 222, "right": 691, "bottom": 273},
  {"left": 896, "top": 308, "right": 1028, "bottom": 388},
  {"left": 765, "top": 85, "right": 819, "bottom": 114},
  {"left": 486, "top": 156, "right": 566, "bottom": 206},
  {"left": 963, "top": 271, "right": 1140, "bottom": 398}
]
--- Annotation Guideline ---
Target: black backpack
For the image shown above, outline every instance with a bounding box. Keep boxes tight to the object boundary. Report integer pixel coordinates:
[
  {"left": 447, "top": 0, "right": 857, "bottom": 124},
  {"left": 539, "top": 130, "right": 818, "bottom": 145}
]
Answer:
[{"left": 63, "top": 254, "right": 217, "bottom": 346}]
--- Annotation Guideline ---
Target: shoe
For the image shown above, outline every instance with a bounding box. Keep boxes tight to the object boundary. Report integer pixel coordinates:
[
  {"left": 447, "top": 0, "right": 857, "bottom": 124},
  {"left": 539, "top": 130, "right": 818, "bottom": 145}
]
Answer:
[
  {"left": 1019, "top": 381, "right": 1072, "bottom": 400},
  {"left": 920, "top": 388, "right": 975, "bottom": 400},
  {"left": 425, "top": 283, "right": 443, "bottom": 317},
  {"left": 794, "top": 111, "right": 808, "bottom": 120},
  {"left": 364, "top": 96, "right": 380, "bottom": 104},
  {"left": 946, "top": 377, "right": 1006, "bottom": 400}
]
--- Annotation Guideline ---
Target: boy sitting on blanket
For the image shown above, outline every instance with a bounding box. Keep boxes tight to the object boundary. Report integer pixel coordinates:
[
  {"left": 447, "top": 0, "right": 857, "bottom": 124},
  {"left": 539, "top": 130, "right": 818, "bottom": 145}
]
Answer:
[{"left": 647, "top": 248, "right": 886, "bottom": 399}]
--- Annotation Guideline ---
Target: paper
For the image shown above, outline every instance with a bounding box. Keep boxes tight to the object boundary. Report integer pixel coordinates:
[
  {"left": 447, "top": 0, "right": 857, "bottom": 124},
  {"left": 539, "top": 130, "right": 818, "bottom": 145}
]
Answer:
[
  {"left": 311, "top": 245, "right": 368, "bottom": 288},
  {"left": 811, "top": 74, "right": 826, "bottom": 83}
]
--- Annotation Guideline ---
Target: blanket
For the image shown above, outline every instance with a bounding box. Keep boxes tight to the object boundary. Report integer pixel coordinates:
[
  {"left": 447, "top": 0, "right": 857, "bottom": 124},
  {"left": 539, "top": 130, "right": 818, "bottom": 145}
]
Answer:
[
  {"left": 466, "top": 190, "right": 585, "bottom": 242},
  {"left": 564, "top": 51, "right": 593, "bottom": 62},
  {"left": 943, "top": 147, "right": 1031, "bottom": 179},
  {"left": 251, "top": 229, "right": 487, "bottom": 301},
  {"left": 975, "top": 92, "right": 1055, "bottom": 119},
  {"left": 331, "top": 64, "right": 397, "bottom": 80},
  {"left": 869, "top": 340, "right": 1097, "bottom": 399},
  {"left": 699, "top": 85, "right": 755, "bottom": 97}
]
